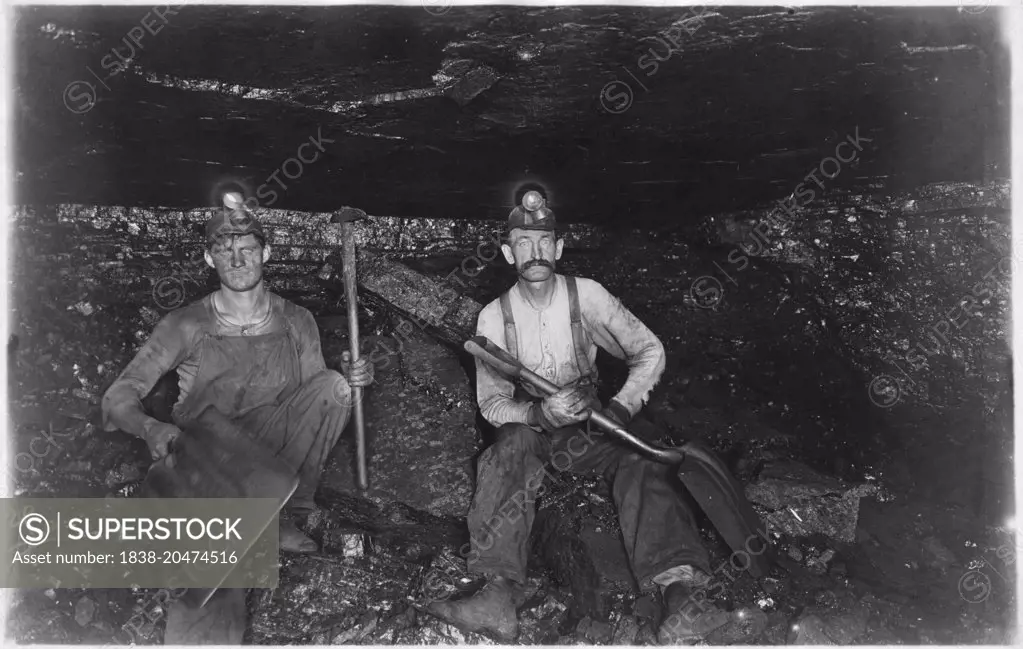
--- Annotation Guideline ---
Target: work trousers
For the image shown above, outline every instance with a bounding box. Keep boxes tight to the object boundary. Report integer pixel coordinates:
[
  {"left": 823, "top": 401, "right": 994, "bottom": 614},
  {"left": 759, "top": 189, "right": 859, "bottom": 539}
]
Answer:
[
  {"left": 231, "top": 369, "right": 352, "bottom": 512},
  {"left": 466, "top": 422, "right": 710, "bottom": 588},
  {"left": 164, "top": 370, "right": 351, "bottom": 644}
]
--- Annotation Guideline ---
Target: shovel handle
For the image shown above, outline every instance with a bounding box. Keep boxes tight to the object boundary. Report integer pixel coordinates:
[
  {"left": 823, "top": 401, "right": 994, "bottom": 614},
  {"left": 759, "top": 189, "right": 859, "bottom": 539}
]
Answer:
[{"left": 465, "top": 336, "right": 684, "bottom": 464}]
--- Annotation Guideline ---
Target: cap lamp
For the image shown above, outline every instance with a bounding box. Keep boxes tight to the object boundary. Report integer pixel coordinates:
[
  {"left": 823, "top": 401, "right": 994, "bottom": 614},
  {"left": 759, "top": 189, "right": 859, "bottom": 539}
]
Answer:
[{"left": 522, "top": 190, "right": 545, "bottom": 212}]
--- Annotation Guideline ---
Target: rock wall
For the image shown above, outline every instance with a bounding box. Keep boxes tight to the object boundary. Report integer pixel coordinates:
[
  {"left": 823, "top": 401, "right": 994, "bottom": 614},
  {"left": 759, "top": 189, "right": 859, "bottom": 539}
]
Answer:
[
  {"left": 318, "top": 324, "right": 480, "bottom": 519},
  {"left": 10, "top": 178, "right": 1011, "bottom": 516},
  {"left": 6, "top": 177, "right": 1014, "bottom": 645}
]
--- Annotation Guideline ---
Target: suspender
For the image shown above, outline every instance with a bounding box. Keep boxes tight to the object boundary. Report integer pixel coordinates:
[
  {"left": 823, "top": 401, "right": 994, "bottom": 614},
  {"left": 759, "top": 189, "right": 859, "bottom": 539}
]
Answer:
[
  {"left": 565, "top": 276, "right": 594, "bottom": 379},
  {"left": 499, "top": 290, "right": 518, "bottom": 362},
  {"left": 498, "top": 276, "right": 593, "bottom": 380}
]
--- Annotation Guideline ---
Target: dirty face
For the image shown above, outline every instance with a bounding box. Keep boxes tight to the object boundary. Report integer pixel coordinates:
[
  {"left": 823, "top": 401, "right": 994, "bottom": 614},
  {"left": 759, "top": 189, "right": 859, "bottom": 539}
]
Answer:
[
  {"left": 502, "top": 228, "right": 564, "bottom": 283},
  {"left": 204, "top": 234, "right": 271, "bottom": 292}
]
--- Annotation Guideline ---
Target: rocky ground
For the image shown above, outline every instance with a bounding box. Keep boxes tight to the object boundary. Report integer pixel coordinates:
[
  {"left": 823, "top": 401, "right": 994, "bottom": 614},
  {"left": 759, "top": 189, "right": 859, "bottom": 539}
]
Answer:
[{"left": 5, "top": 182, "right": 1016, "bottom": 644}]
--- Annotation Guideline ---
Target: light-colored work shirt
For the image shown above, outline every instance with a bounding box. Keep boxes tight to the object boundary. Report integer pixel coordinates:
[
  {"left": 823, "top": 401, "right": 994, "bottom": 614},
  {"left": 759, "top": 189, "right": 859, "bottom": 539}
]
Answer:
[{"left": 475, "top": 274, "right": 666, "bottom": 427}]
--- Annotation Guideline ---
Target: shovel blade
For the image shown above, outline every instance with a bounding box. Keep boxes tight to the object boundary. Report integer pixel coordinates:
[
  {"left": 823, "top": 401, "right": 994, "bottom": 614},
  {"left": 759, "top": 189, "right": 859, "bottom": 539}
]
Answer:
[
  {"left": 676, "top": 441, "right": 773, "bottom": 578},
  {"left": 140, "top": 407, "right": 298, "bottom": 607}
]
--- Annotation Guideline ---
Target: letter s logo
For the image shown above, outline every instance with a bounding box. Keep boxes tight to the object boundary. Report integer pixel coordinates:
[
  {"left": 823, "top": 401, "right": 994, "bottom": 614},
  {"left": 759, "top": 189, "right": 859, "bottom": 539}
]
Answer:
[
  {"left": 599, "top": 81, "right": 633, "bottom": 114},
  {"left": 958, "top": 570, "right": 992, "bottom": 604},
  {"left": 20, "top": 513, "right": 50, "bottom": 546}
]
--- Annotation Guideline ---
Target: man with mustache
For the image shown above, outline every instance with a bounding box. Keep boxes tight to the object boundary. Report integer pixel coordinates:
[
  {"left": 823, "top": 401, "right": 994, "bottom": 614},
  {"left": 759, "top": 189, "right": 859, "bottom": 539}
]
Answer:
[
  {"left": 426, "top": 193, "right": 748, "bottom": 644},
  {"left": 102, "top": 198, "right": 374, "bottom": 642}
]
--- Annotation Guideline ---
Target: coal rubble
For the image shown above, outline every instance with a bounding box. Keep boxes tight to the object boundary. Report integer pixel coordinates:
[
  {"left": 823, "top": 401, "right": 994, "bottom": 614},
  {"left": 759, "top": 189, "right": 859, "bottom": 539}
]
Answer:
[{"left": 7, "top": 176, "right": 1014, "bottom": 645}]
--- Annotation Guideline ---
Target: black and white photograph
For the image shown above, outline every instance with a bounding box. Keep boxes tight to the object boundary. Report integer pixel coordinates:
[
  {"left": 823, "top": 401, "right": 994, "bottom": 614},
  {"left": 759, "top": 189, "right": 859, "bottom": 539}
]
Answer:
[{"left": 3, "top": 0, "right": 1017, "bottom": 644}]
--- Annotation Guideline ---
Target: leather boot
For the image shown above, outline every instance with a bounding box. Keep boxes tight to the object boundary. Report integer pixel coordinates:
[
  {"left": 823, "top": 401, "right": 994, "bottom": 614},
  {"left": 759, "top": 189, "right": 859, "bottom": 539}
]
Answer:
[
  {"left": 280, "top": 517, "right": 318, "bottom": 554},
  {"left": 425, "top": 576, "right": 519, "bottom": 642},
  {"left": 657, "top": 581, "right": 766, "bottom": 645},
  {"left": 657, "top": 580, "right": 734, "bottom": 645}
]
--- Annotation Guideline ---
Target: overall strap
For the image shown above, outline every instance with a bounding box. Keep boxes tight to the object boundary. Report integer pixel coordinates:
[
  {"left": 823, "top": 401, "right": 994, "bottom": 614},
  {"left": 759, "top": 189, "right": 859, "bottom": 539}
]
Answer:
[
  {"left": 199, "top": 294, "right": 218, "bottom": 338},
  {"left": 566, "top": 276, "right": 594, "bottom": 379},
  {"left": 499, "top": 290, "right": 518, "bottom": 359},
  {"left": 278, "top": 296, "right": 302, "bottom": 354}
]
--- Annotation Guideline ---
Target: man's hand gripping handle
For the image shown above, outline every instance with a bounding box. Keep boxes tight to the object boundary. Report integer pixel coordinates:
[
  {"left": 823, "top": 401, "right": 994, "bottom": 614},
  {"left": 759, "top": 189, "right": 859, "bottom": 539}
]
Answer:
[{"left": 464, "top": 336, "right": 685, "bottom": 464}]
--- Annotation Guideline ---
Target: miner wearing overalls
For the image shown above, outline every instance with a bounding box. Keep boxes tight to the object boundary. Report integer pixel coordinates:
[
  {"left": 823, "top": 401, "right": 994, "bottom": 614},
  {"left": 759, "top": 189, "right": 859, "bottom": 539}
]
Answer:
[
  {"left": 426, "top": 193, "right": 744, "bottom": 644},
  {"left": 102, "top": 201, "right": 373, "bottom": 642}
]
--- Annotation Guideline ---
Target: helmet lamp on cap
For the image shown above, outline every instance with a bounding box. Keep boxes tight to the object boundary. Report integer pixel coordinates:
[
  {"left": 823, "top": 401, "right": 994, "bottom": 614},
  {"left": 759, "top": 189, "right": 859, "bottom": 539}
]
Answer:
[
  {"left": 223, "top": 191, "right": 245, "bottom": 211},
  {"left": 522, "top": 190, "right": 545, "bottom": 211},
  {"left": 507, "top": 190, "right": 557, "bottom": 232},
  {"left": 205, "top": 191, "right": 266, "bottom": 245}
]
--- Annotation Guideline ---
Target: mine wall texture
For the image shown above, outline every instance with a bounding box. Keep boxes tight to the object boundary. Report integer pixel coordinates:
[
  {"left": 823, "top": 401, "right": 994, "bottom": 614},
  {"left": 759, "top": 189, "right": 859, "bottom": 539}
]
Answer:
[{"left": 7, "top": 177, "right": 1013, "bottom": 644}]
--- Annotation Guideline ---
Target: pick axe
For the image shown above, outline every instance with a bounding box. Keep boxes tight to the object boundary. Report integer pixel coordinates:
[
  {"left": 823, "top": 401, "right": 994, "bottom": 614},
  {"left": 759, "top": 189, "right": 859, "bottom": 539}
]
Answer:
[{"left": 332, "top": 206, "right": 369, "bottom": 491}]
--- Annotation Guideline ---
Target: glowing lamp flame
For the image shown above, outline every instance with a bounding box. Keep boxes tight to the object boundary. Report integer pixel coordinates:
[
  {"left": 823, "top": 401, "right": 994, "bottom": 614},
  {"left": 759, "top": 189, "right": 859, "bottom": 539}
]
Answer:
[
  {"left": 223, "top": 192, "right": 244, "bottom": 210},
  {"left": 522, "top": 190, "right": 545, "bottom": 211}
]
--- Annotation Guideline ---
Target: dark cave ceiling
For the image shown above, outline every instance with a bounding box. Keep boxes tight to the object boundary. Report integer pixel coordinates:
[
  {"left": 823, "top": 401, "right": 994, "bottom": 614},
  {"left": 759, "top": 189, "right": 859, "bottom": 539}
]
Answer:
[{"left": 12, "top": 4, "right": 1010, "bottom": 226}]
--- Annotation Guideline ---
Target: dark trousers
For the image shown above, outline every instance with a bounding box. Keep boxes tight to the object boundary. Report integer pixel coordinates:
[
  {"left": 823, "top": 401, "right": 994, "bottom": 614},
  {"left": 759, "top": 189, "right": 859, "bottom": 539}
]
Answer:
[
  {"left": 164, "top": 371, "right": 350, "bottom": 644},
  {"left": 466, "top": 422, "right": 710, "bottom": 589},
  {"left": 233, "top": 369, "right": 351, "bottom": 512},
  {"left": 164, "top": 589, "right": 247, "bottom": 645}
]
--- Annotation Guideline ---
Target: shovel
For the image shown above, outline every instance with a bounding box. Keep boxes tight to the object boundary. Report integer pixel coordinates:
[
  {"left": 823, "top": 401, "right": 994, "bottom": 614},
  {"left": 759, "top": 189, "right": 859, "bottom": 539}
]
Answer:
[
  {"left": 464, "top": 335, "right": 773, "bottom": 578},
  {"left": 140, "top": 406, "right": 299, "bottom": 608}
]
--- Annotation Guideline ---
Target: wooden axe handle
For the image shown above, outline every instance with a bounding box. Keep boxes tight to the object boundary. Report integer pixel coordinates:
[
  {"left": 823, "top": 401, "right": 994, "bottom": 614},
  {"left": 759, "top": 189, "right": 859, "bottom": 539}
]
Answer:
[{"left": 341, "top": 220, "right": 368, "bottom": 491}]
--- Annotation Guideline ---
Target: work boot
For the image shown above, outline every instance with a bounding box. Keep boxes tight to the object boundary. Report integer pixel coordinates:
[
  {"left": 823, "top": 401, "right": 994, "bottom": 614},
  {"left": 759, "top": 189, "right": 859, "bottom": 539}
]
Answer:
[
  {"left": 657, "top": 581, "right": 766, "bottom": 645},
  {"left": 656, "top": 580, "right": 734, "bottom": 645},
  {"left": 280, "top": 517, "right": 318, "bottom": 554},
  {"left": 425, "top": 575, "right": 519, "bottom": 642}
]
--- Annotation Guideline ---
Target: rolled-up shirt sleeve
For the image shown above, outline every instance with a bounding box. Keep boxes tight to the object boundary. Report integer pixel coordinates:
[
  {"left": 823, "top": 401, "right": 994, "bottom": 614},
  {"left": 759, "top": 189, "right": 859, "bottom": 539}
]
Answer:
[
  {"left": 579, "top": 279, "right": 666, "bottom": 417},
  {"left": 475, "top": 302, "right": 534, "bottom": 427},
  {"left": 101, "top": 312, "right": 195, "bottom": 436}
]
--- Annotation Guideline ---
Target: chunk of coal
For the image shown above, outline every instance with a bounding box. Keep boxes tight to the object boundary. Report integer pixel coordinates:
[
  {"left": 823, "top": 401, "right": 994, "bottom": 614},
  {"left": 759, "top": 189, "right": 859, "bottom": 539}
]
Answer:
[
  {"left": 745, "top": 460, "right": 877, "bottom": 542},
  {"left": 445, "top": 66, "right": 500, "bottom": 106}
]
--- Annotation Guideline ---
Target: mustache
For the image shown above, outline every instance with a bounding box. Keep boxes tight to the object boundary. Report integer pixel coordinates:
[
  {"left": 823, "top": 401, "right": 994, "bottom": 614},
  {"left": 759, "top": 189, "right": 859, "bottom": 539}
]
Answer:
[{"left": 523, "top": 259, "right": 554, "bottom": 270}]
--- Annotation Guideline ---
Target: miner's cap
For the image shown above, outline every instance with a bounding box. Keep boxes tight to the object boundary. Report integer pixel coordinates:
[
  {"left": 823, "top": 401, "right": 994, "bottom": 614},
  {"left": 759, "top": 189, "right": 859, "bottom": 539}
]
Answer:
[
  {"left": 507, "top": 191, "right": 557, "bottom": 232},
  {"left": 206, "top": 196, "right": 266, "bottom": 245}
]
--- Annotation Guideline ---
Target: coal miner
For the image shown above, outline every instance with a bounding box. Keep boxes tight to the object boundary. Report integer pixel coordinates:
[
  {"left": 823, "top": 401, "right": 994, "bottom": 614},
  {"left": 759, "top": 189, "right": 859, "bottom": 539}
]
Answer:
[
  {"left": 101, "top": 197, "right": 374, "bottom": 641},
  {"left": 426, "top": 192, "right": 753, "bottom": 644}
]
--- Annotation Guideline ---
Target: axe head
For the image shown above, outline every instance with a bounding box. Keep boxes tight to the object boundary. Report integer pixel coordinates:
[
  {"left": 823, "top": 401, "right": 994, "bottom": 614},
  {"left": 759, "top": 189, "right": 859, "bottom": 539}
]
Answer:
[{"left": 332, "top": 207, "right": 368, "bottom": 224}]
